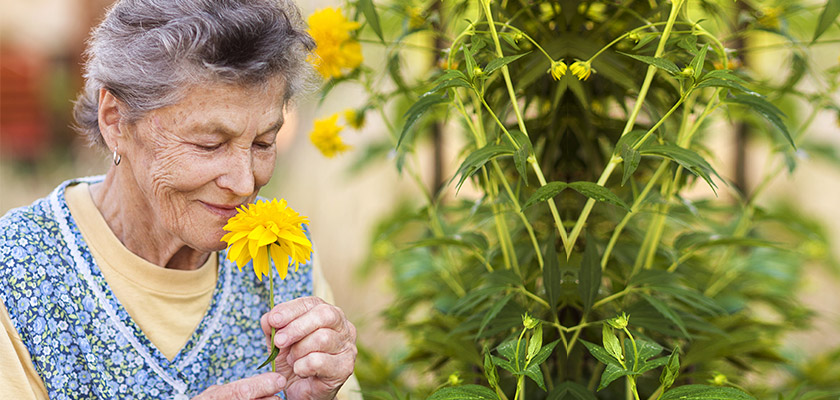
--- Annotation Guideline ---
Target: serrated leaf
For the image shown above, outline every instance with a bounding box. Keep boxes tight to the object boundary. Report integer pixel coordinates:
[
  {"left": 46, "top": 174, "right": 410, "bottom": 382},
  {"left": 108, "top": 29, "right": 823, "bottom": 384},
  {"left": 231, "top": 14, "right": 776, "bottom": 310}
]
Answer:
[
  {"left": 521, "top": 182, "right": 568, "bottom": 211},
  {"left": 485, "top": 53, "right": 530, "bottom": 76},
  {"left": 659, "top": 347, "right": 680, "bottom": 390},
  {"left": 602, "top": 325, "right": 623, "bottom": 362},
  {"left": 641, "top": 294, "right": 689, "bottom": 337},
  {"left": 579, "top": 234, "right": 602, "bottom": 314},
  {"left": 619, "top": 52, "right": 680, "bottom": 75},
  {"left": 689, "top": 44, "right": 708, "bottom": 80},
  {"left": 478, "top": 293, "right": 513, "bottom": 338},
  {"left": 812, "top": 0, "right": 840, "bottom": 43},
  {"left": 636, "top": 355, "right": 669, "bottom": 374},
  {"left": 530, "top": 339, "right": 561, "bottom": 366},
  {"left": 621, "top": 144, "right": 641, "bottom": 186},
  {"left": 696, "top": 78, "right": 760, "bottom": 96},
  {"left": 640, "top": 144, "right": 720, "bottom": 193},
  {"left": 614, "top": 130, "right": 646, "bottom": 155},
  {"left": 425, "top": 77, "right": 472, "bottom": 96},
  {"left": 497, "top": 336, "right": 525, "bottom": 363},
  {"left": 635, "top": 338, "right": 664, "bottom": 361},
  {"left": 726, "top": 94, "right": 795, "bottom": 149},
  {"left": 598, "top": 363, "right": 634, "bottom": 391},
  {"left": 543, "top": 231, "right": 561, "bottom": 309},
  {"left": 527, "top": 324, "right": 543, "bottom": 362},
  {"left": 491, "top": 355, "right": 517, "bottom": 375},
  {"left": 701, "top": 69, "right": 750, "bottom": 85},
  {"left": 398, "top": 94, "right": 448, "bottom": 148},
  {"left": 427, "top": 384, "right": 499, "bottom": 400},
  {"left": 660, "top": 385, "right": 756, "bottom": 400},
  {"left": 548, "top": 381, "right": 598, "bottom": 400},
  {"left": 524, "top": 363, "right": 547, "bottom": 391},
  {"left": 454, "top": 144, "right": 515, "bottom": 192},
  {"left": 358, "top": 0, "right": 383, "bottom": 42},
  {"left": 483, "top": 348, "right": 499, "bottom": 389},
  {"left": 463, "top": 45, "right": 477, "bottom": 78},
  {"left": 581, "top": 340, "right": 621, "bottom": 366},
  {"left": 632, "top": 34, "right": 658, "bottom": 51},
  {"left": 568, "top": 182, "right": 630, "bottom": 211}
]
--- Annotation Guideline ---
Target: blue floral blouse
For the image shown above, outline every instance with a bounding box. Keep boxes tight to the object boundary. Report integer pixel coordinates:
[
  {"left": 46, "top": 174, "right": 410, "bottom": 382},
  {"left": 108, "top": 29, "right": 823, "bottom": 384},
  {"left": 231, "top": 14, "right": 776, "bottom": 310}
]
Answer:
[{"left": 0, "top": 177, "right": 313, "bottom": 399}]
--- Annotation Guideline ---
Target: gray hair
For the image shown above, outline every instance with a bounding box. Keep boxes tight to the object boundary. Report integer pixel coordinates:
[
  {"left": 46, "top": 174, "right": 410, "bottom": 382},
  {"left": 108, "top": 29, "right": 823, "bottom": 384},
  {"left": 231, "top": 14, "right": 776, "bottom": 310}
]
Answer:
[{"left": 74, "top": 0, "right": 317, "bottom": 147}]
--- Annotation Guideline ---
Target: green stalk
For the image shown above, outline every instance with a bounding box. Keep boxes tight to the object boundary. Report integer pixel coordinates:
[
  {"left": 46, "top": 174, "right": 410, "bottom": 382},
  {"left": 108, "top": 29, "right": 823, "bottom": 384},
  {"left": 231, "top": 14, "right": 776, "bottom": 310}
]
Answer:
[
  {"left": 566, "top": 0, "right": 686, "bottom": 253},
  {"left": 478, "top": 0, "right": 570, "bottom": 251},
  {"left": 270, "top": 272, "right": 275, "bottom": 372}
]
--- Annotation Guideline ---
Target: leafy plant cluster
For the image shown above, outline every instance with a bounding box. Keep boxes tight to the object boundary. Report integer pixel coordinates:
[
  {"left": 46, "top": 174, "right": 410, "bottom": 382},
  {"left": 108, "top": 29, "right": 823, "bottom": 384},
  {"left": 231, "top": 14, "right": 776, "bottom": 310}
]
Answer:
[{"left": 321, "top": 0, "right": 840, "bottom": 399}]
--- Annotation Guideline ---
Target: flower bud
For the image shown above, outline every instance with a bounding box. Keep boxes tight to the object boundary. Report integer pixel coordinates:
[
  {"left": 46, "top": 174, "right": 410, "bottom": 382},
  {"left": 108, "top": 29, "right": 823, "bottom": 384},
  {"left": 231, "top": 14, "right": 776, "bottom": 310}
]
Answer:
[
  {"left": 607, "top": 312, "right": 629, "bottom": 329},
  {"left": 549, "top": 60, "right": 568, "bottom": 80},
  {"left": 570, "top": 60, "right": 592, "bottom": 81},
  {"left": 522, "top": 313, "right": 539, "bottom": 329}
]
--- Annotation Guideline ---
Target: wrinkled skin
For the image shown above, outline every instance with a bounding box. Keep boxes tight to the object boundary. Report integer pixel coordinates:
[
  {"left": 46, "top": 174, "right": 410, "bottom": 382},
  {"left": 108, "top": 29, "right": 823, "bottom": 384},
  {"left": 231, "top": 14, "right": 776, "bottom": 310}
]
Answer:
[{"left": 94, "top": 80, "right": 356, "bottom": 399}]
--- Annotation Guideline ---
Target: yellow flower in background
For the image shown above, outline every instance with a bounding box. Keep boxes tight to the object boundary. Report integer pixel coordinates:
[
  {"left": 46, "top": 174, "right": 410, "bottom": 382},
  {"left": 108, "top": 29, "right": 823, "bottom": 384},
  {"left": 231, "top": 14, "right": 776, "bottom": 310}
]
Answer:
[
  {"left": 758, "top": 7, "right": 783, "bottom": 29},
  {"left": 221, "top": 199, "right": 312, "bottom": 281},
  {"left": 310, "top": 114, "right": 352, "bottom": 158},
  {"left": 549, "top": 60, "right": 567, "bottom": 80},
  {"left": 570, "top": 60, "right": 592, "bottom": 81},
  {"left": 343, "top": 109, "right": 365, "bottom": 130},
  {"left": 308, "top": 7, "right": 363, "bottom": 79}
]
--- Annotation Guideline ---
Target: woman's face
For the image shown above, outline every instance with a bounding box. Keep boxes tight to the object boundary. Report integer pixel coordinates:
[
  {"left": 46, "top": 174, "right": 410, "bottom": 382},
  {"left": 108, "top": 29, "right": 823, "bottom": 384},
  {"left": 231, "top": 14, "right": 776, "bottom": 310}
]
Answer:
[{"left": 119, "top": 79, "right": 286, "bottom": 252}]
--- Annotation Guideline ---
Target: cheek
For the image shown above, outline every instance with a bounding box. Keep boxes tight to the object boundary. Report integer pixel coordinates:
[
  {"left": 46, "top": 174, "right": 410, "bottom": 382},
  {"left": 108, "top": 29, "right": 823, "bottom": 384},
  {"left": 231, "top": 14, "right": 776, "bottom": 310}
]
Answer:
[{"left": 253, "top": 150, "right": 276, "bottom": 188}]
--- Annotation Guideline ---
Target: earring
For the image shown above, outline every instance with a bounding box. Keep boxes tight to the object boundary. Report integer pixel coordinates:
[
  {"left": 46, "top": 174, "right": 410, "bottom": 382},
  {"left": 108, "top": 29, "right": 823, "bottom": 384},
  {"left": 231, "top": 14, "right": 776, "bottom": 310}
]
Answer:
[{"left": 113, "top": 147, "right": 122, "bottom": 166}]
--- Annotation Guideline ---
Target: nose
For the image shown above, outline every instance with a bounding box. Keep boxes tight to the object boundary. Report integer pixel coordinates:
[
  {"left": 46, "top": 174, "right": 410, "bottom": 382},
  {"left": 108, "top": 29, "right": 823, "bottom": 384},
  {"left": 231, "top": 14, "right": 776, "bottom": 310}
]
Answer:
[{"left": 217, "top": 147, "right": 255, "bottom": 197}]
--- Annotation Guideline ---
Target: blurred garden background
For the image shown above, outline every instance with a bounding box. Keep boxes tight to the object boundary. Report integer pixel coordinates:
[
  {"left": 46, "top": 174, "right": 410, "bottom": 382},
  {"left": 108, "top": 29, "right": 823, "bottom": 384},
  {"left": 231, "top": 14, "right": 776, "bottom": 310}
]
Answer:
[{"left": 2, "top": 0, "right": 840, "bottom": 398}]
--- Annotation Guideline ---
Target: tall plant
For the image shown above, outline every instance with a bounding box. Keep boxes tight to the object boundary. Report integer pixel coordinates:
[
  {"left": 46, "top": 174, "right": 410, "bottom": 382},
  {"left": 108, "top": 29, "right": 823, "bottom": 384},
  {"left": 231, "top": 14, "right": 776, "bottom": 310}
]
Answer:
[{"left": 313, "top": 0, "right": 840, "bottom": 399}]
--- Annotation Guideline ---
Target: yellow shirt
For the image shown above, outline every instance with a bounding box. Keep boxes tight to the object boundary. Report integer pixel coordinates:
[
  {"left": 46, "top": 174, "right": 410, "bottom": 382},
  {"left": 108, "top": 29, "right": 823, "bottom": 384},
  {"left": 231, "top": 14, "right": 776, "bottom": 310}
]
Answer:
[{"left": 0, "top": 183, "right": 360, "bottom": 399}]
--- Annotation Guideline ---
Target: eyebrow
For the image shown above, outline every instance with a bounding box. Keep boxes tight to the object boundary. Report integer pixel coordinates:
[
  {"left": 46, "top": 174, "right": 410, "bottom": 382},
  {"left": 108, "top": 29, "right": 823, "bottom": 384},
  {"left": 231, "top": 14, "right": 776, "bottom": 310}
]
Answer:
[{"left": 192, "top": 117, "right": 284, "bottom": 137}]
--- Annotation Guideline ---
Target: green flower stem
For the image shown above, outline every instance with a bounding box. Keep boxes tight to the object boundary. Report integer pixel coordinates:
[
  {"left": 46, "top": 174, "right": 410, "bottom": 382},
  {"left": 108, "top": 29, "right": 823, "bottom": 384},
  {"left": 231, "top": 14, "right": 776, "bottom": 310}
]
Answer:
[
  {"left": 269, "top": 271, "right": 275, "bottom": 372},
  {"left": 478, "top": 0, "right": 571, "bottom": 251},
  {"left": 601, "top": 161, "right": 671, "bottom": 269},
  {"left": 566, "top": 0, "right": 686, "bottom": 253},
  {"left": 515, "top": 286, "right": 550, "bottom": 309},
  {"left": 593, "top": 286, "right": 636, "bottom": 309}
]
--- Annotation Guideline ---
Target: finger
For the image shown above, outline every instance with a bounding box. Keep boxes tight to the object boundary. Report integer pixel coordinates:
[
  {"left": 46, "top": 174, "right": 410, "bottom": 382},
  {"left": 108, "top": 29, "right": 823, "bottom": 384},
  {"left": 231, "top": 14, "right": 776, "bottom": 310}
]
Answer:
[
  {"left": 265, "top": 296, "right": 328, "bottom": 330},
  {"left": 199, "top": 373, "right": 286, "bottom": 400},
  {"left": 291, "top": 350, "right": 356, "bottom": 382},
  {"left": 272, "top": 303, "right": 348, "bottom": 349},
  {"left": 286, "top": 327, "right": 348, "bottom": 361}
]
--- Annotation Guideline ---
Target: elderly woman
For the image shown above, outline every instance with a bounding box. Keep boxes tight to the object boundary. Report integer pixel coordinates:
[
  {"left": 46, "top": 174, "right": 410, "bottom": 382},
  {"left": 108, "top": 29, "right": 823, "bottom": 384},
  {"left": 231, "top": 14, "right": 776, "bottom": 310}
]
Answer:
[{"left": 0, "top": 0, "right": 360, "bottom": 399}]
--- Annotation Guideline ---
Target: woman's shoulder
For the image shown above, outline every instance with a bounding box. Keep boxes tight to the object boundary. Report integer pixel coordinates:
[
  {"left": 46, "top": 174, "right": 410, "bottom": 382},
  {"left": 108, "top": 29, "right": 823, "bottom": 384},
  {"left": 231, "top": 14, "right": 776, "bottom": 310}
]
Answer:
[{"left": 1, "top": 196, "right": 59, "bottom": 240}]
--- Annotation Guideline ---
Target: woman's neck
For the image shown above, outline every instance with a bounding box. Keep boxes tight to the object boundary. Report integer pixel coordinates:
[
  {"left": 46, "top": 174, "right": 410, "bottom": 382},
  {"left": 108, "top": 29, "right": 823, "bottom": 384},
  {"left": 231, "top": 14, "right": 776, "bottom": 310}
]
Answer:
[{"left": 89, "top": 170, "right": 210, "bottom": 271}]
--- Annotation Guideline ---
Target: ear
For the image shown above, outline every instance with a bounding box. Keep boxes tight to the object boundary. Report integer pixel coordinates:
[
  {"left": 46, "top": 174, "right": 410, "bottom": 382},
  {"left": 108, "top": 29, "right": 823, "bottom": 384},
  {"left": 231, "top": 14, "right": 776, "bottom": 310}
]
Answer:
[{"left": 98, "top": 88, "right": 126, "bottom": 151}]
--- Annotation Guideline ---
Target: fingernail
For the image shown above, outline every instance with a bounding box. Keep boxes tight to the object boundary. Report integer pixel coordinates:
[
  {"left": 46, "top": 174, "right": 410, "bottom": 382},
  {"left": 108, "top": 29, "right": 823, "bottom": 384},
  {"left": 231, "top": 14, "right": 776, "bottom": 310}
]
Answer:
[
  {"left": 274, "top": 333, "right": 287, "bottom": 347},
  {"left": 271, "top": 313, "right": 282, "bottom": 325}
]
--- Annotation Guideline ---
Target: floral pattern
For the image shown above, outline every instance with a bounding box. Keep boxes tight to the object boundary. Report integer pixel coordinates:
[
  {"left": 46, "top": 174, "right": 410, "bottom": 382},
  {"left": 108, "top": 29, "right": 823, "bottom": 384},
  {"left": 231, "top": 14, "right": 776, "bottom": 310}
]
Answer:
[{"left": 0, "top": 177, "right": 313, "bottom": 399}]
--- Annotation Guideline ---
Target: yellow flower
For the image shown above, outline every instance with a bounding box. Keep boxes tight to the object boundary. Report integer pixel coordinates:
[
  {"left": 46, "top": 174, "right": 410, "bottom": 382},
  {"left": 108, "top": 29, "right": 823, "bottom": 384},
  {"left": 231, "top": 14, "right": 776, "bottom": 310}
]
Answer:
[
  {"left": 570, "top": 60, "right": 592, "bottom": 81},
  {"left": 221, "top": 199, "right": 312, "bottom": 281},
  {"left": 308, "top": 7, "right": 363, "bottom": 79},
  {"left": 310, "top": 114, "right": 351, "bottom": 158},
  {"left": 758, "top": 7, "right": 783, "bottom": 29},
  {"left": 549, "top": 60, "right": 567, "bottom": 80},
  {"left": 343, "top": 108, "right": 365, "bottom": 130},
  {"left": 407, "top": 6, "right": 425, "bottom": 30}
]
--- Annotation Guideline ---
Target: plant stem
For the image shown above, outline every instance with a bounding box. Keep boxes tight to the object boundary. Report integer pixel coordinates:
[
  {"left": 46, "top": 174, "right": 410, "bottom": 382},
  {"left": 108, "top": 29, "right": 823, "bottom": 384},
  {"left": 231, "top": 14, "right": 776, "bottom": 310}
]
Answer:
[
  {"left": 566, "top": 0, "right": 686, "bottom": 252},
  {"left": 269, "top": 271, "right": 275, "bottom": 373}
]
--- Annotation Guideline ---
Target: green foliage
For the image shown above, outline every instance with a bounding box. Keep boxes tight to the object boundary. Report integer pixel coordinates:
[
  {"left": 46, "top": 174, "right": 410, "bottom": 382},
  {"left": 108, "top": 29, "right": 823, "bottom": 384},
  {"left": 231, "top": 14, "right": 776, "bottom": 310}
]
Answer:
[{"left": 319, "top": 0, "right": 840, "bottom": 399}]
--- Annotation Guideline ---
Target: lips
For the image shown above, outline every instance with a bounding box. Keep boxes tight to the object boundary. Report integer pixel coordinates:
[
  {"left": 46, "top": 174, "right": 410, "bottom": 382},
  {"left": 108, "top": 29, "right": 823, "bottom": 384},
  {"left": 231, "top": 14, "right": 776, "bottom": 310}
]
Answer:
[{"left": 201, "top": 201, "right": 244, "bottom": 220}]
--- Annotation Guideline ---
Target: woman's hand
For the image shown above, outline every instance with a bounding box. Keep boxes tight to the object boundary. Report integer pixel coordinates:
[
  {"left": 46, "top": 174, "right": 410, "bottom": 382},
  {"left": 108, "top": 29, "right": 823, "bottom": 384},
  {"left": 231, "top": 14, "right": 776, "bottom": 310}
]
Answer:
[
  {"left": 192, "top": 372, "right": 286, "bottom": 399},
  {"left": 259, "top": 296, "right": 357, "bottom": 400}
]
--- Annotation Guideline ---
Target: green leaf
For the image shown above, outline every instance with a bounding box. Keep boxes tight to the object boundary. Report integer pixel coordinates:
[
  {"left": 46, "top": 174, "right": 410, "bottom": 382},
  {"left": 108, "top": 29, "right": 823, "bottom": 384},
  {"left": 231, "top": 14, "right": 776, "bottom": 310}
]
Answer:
[
  {"left": 635, "top": 338, "right": 664, "bottom": 362},
  {"left": 529, "top": 339, "right": 561, "bottom": 366},
  {"left": 636, "top": 355, "right": 669, "bottom": 374},
  {"left": 454, "top": 144, "right": 515, "bottom": 192},
  {"left": 357, "top": 0, "right": 384, "bottom": 42},
  {"left": 257, "top": 345, "right": 280, "bottom": 369},
  {"left": 602, "top": 325, "right": 623, "bottom": 362},
  {"left": 478, "top": 293, "right": 513, "bottom": 338},
  {"left": 510, "top": 130, "right": 533, "bottom": 186},
  {"left": 427, "top": 384, "right": 499, "bottom": 400},
  {"left": 701, "top": 69, "right": 749, "bottom": 85},
  {"left": 425, "top": 77, "right": 472, "bottom": 95},
  {"left": 398, "top": 94, "right": 448, "bottom": 148},
  {"left": 568, "top": 182, "right": 630, "bottom": 211},
  {"left": 527, "top": 324, "right": 543, "bottom": 362},
  {"left": 632, "top": 34, "right": 658, "bottom": 51},
  {"left": 641, "top": 294, "right": 689, "bottom": 337},
  {"left": 660, "top": 385, "right": 756, "bottom": 400},
  {"left": 521, "top": 182, "right": 568, "bottom": 211},
  {"left": 618, "top": 52, "right": 680, "bottom": 75},
  {"left": 695, "top": 78, "right": 759, "bottom": 96},
  {"left": 484, "top": 349, "right": 499, "bottom": 389},
  {"left": 659, "top": 347, "right": 680, "bottom": 391},
  {"left": 578, "top": 234, "right": 602, "bottom": 314},
  {"left": 689, "top": 44, "right": 708, "bottom": 81},
  {"left": 485, "top": 53, "right": 530, "bottom": 76},
  {"left": 543, "top": 232, "right": 561, "bottom": 309},
  {"left": 640, "top": 144, "right": 719, "bottom": 193},
  {"left": 726, "top": 94, "right": 795, "bottom": 149},
  {"left": 614, "top": 130, "right": 646, "bottom": 154},
  {"left": 812, "top": 0, "right": 840, "bottom": 43},
  {"left": 581, "top": 340, "right": 621, "bottom": 366},
  {"left": 464, "top": 45, "right": 477, "bottom": 79},
  {"left": 548, "top": 381, "right": 598, "bottom": 400},
  {"left": 598, "top": 363, "right": 634, "bottom": 391},
  {"left": 620, "top": 144, "right": 641, "bottom": 186},
  {"left": 524, "top": 363, "right": 547, "bottom": 391}
]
